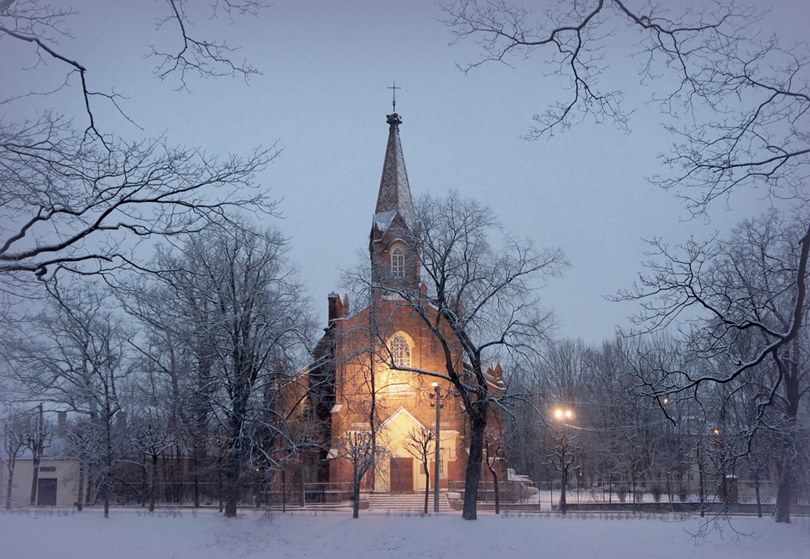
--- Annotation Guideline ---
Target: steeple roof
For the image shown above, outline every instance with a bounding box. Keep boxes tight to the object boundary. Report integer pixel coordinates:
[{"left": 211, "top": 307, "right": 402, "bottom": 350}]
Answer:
[{"left": 373, "top": 113, "right": 415, "bottom": 231}]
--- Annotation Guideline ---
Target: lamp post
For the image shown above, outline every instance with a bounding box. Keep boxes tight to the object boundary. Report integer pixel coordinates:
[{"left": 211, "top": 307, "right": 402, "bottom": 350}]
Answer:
[
  {"left": 430, "top": 382, "right": 443, "bottom": 513},
  {"left": 552, "top": 405, "right": 575, "bottom": 515}
]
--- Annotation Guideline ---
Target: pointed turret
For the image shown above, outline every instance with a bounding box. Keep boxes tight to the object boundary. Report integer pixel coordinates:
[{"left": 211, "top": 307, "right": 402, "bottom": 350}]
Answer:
[
  {"left": 370, "top": 112, "right": 420, "bottom": 292},
  {"left": 374, "top": 113, "right": 415, "bottom": 230}
]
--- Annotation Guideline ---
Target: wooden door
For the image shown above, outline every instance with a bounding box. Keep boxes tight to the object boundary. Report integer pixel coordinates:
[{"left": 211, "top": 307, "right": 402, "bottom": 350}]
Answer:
[{"left": 389, "top": 457, "right": 413, "bottom": 493}]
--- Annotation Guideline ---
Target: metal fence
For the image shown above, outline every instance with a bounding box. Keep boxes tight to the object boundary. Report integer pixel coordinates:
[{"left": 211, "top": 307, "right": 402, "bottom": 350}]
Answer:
[
  {"left": 96, "top": 467, "right": 806, "bottom": 511},
  {"left": 449, "top": 478, "right": 806, "bottom": 508},
  {"left": 105, "top": 477, "right": 359, "bottom": 509}
]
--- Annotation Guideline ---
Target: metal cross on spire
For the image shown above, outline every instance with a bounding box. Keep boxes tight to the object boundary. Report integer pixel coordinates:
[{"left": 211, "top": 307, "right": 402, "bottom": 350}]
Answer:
[{"left": 387, "top": 81, "right": 401, "bottom": 112}]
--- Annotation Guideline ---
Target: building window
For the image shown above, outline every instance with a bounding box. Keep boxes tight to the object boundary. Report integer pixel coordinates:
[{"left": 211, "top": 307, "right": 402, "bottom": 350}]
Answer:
[
  {"left": 432, "top": 447, "right": 448, "bottom": 479},
  {"left": 391, "top": 245, "right": 405, "bottom": 278},
  {"left": 388, "top": 334, "right": 412, "bottom": 394},
  {"left": 391, "top": 335, "right": 411, "bottom": 368},
  {"left": 440, "top": 449, "right": 448, "bottom": 479}
]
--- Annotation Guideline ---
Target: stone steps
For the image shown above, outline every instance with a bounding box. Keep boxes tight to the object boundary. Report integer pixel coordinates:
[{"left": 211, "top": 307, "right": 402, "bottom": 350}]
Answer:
[{"left": 367, "top": 492, "right": 454, "bottom": 513}]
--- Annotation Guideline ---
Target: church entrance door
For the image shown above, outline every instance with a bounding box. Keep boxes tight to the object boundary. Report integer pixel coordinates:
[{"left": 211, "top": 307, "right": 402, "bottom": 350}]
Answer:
[{"left": 389, "top": 457, "right": 413, "bottom": 493}]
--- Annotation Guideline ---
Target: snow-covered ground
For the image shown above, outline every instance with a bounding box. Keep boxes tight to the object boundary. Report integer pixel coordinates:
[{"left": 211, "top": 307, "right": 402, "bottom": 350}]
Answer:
[{"left": 1, "top": 509, "right": 807, "bottom": 559}]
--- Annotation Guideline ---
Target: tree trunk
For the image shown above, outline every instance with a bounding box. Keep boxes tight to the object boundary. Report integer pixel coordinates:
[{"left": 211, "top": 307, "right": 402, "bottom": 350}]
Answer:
[
  {"left": 560, "top": 466, "right": 568, "bottom": 515},
  {"left": 697, "top": 444, "right": 705, "bottom": 518},
  {"left": 217, "top": 457, "right": 223, "bottom": 513},
  {"left": 224, "top": 449, "right": 241, "bottom": 518},
  {"left": 224, "top": 385, "right": 250, "bottom": 518},
  {"left": 423, "top": 460, "right": 430, "bottom": 515},
  {"left": 462, "top": 408, "right": 487, "bottom": 520},
  {"left": 424, "top": 468, "right": 430, "bottom": 515},
  {"left": 224, "top": 408, "right": 250, "bottom": 517},
  {"left": 352, "top": 474, "right": 361, "bottom": 519},
  {"left": 486, "top": 457, "right": 500, "bottom": 515},
  {"left": 149, "top": 453, "right": 158, "bottom": 512},
  {"left": 103, "top": 418, "right": 113, "bottom": 519},
  {"left": 775, "top": 369, "right": 800, "bottom": 523},
  {"left": 85, "top": 460, "right": 94, "bottom": 506},
  {"left": 5, "top": 459, "right": 15, "bottom": 510},
  {"left": 630, "top": 472, "right": 636, "bottom": 515},
  {"left": 192, "top": 457, "right": 200, "bottom": 509},
  {"left": 774, "top": 458, "right": 794, "bottom": 523},
  {"left": 666, "top": 473, "right": 672, "bottom": 504},
  {"left": 257, "top": 468, "right": 265, "bottom": 508},
  {"left": 191, "top": 353, "right": 211, "bottom": 509},
  {"left": 76, "top": 462, "right": 84, "bottom": 512},
  {"left": 29, "top": 403, "right": 44, "bottom": 506},
  {"left": 140, "top": 462, "right": 147, "bottom": 508},
  {"left": 299, "top": 469, "right": 305, "bottom": 507},
  {"left": 492, "top": 469, "right": 500, "bottom": 515},
  {"left": 29, "top": 457, "right": 40, "bottom": 506}
]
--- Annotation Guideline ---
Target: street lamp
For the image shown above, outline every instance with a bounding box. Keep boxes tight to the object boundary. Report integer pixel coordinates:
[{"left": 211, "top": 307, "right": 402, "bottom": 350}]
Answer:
[
  {"left": 429, "top": 382, "right": 443, "bottom": 513},
  {"left": 552, "top": 406, "right": 575, "bottom": 422},
  {"left": 551, "top": 405, "right": 576, "bottom": 515}
]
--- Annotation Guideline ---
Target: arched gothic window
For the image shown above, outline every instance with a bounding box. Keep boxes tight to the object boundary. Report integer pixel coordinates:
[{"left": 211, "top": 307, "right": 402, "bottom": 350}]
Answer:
[
  {"left": 388, "top": 334, "right": 412, "bottom": 395},
  {"left": 391, "top": 245, "right": 405, "bottom": 278},
  {"left": 391, "top": 335, "right": 411, "bottom": 368}
]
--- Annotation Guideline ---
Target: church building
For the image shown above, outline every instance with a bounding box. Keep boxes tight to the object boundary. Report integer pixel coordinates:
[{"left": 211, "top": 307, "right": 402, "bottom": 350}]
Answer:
[{"left": 306, "top": 110, "right": 481, "bottom": 495}]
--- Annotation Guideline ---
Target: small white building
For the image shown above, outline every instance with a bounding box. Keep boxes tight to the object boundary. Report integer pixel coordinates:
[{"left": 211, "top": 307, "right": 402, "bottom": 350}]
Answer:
[
  {"left": 1, "top": 457, "right": 81, "bottom": 507},
  {"left": 2, "top": 411, "right": 82, "bottom": 508}
]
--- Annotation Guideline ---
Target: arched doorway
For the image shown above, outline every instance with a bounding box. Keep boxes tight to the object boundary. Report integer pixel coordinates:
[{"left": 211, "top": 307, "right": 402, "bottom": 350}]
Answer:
[{"left": 374, "top": 407, "right": 427, "bottom": 493}]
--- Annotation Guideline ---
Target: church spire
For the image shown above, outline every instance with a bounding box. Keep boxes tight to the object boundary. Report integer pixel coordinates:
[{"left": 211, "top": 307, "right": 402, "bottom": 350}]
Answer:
[
  {"left": 374, "top": 112, "right": 414, "bottom": 221},
  {"left": 370, "top": 109, "right": 420, "bottom": 293}
]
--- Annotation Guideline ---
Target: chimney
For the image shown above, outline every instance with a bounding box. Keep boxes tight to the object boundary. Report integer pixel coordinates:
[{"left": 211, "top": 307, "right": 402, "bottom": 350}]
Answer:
[
  {"left": 57, "top": 411, "right": 67, "bottom": 435},
  {"left": 328, "top": 292, "right": 347, "bottom": 325}
]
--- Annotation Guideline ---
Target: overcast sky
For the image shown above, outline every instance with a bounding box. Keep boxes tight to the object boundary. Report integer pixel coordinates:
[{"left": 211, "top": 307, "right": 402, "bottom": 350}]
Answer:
[{"left": 3, "top": 0, "right": 807, "bottom": 344}]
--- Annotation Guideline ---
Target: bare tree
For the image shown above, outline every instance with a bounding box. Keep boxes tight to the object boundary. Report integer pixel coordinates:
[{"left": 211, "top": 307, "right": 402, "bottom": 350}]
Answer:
[
  {"left": 530, "top": 339, "right": 588, "bottom": 513},
  {"left": 8, "top": 284, "right": 131, "bottom": 517},
  {"left": 129, "top": 408, "right": 173, "bottom": 512},
  {"left": 338, "top": 430, "right": 378, "bottom": 519},
  {"left": 545, "top": 417, "right": 582, "bottom": 515},
  {"left": 134, "top": 221, "right": 311, "bottom": 517},
  {"left": 506, "top": 335, "right": 704, "bottom": 508},
  {"left": 501, "top": 362, "right": 546, "bottom": 484},
  {"left": 483, "top": 433, "right": 504, "bottom": 515},
  {"left": 442, "top": 0, "right": 808, "bottom": 209},
  {"left": 380, "top": 191, "right": 566, "bottom": 520},
  {"left": 619, "top": 211, "right": 809, "bottom": 521},
  {"left": 443, "top": 1, "right": 810, "bottom": 522},
  {"left": 149, "top": 0, "right": 264, "bottom": 90},
  {"left": 0, "top": 0, "right": 276, "bottom": 307},
  {"left": 119, "top": 263, "right": 211, "bottom": 507},
  {"left": 443, "top": 0, "right": 810, "bottom": 364},
  {"left": 25, "top": 402, "right": 47, "bottom": 506},
  {"left": 2, "top": 409, "right": 35, "bottom": 509},
  {"left": 405, "top": 427, "right": 435, "bottom": 515}
]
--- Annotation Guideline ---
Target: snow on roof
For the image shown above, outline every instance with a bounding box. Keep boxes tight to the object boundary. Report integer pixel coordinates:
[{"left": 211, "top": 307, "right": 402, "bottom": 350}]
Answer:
[{"left": 372, "top": 209, "right": 415, "bottom": 232}]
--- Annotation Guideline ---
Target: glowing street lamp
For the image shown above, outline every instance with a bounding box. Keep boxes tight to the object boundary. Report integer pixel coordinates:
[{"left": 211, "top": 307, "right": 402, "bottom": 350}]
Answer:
[
  {"left": 551, "top": 405, "right": 576, "bottom": 515},
  {"left": 552, "top": 406, "right": 575, "bottom": 422}
]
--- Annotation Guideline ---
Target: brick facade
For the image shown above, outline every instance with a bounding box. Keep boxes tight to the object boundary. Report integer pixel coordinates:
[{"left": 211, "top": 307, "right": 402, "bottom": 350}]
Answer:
[{"left": 306, "top": 112, "right": 474, "bottom": 493}]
